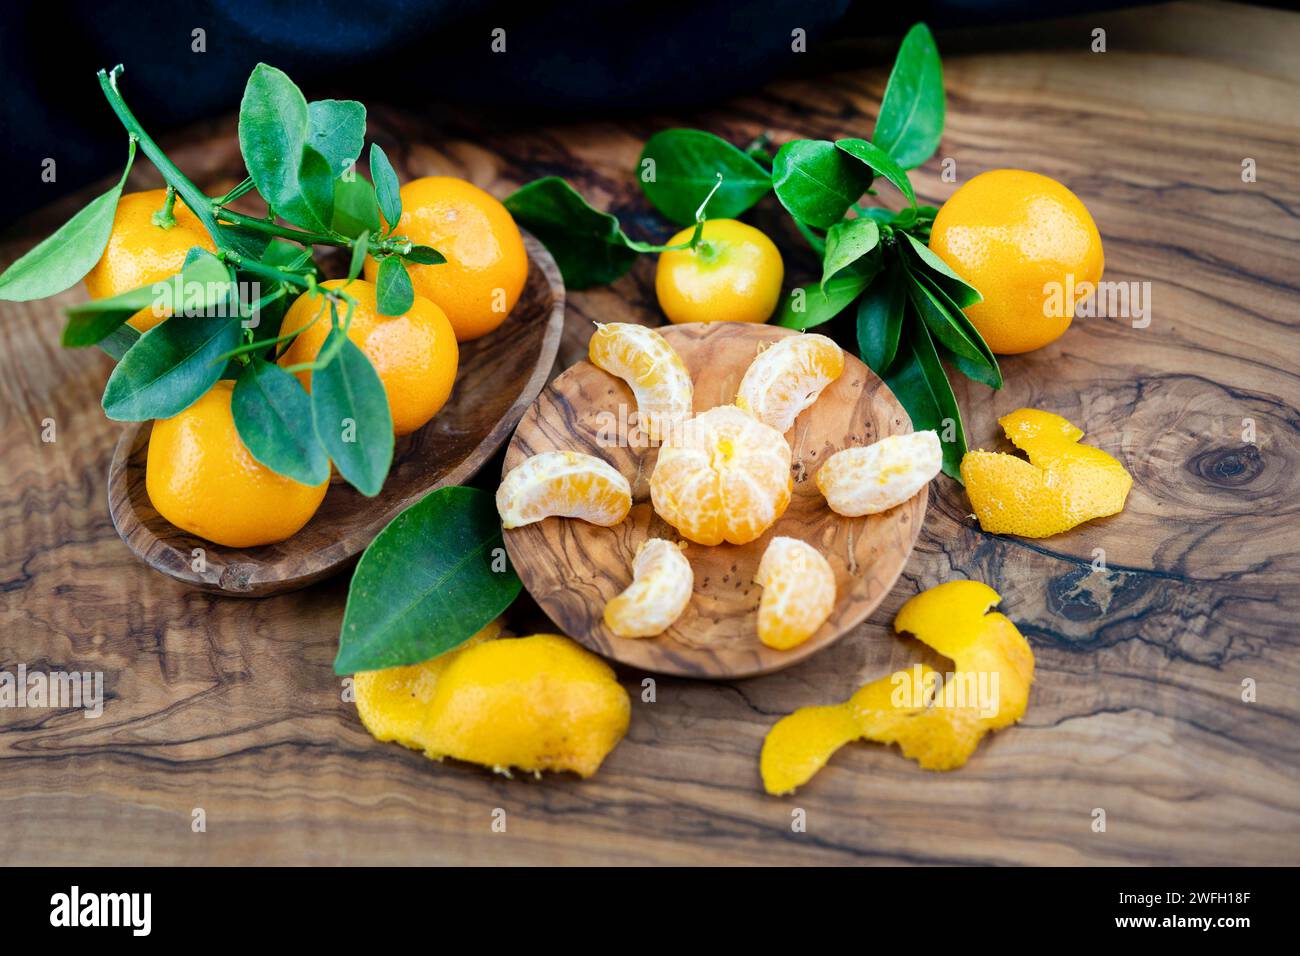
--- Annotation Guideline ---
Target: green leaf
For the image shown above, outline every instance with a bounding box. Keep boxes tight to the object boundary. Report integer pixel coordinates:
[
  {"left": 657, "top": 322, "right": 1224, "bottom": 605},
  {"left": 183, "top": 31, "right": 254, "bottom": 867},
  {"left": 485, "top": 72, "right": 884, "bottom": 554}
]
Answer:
[
  {"left": 369, "top": 143, "right": 402, "bottom": 231},
  {"left": 771, "top": 139, "right": 875, "bottom": 228},
  {"left": 910, "top": 268, "right": 1001, "bottom": 388},
  {"left": 638, "top": 129, "right": 772, "bottom": 225},
  {"left": 873, "top": 23, "right": 946, "bottom": 170},
  {"left": 97, "top": 325, "right": 140, "bottom": 362},
  {"left": 311, "top": 332, "right": 393, "bottom": 496},
  {"left": 0, "top": 139, "right": 136, "bottom": 301},
  {"left": 307, "top": 99, "right": 366, "bottom": 177},
  {"left": 402, "top": 244, "right": 445, "bottom": 265},
  {"left": 330, "top": 176, "right": 382, "bottom": 239},
  {"left": 904, "top": 263, "right": 986, "bottom": 364},
  {"left": 857, "top": 262, "right": 907, "bottom": 374},
  {"left": 238, "top": 63, "right": 335, "bottom": 232},
  {"left": 504, "top": 177, "right": 638, "bottom": 289},
  {"left": 897, "top": 231, "right": 981, "bottom": 308},
  {"left": 375, "top": 256, "right": 414, "bottom": 316},
  {"left": 334, "top": 486, "right": 520, "bottom": 674},
  {"left": 214, "top": 222, "right": 272, "bottom": 260},
  {"left": 63, "top": 247, "right": 230, "bottom": 348},
  {"left": 821, "top": 218, "right": 879, "bottom": 291},
  {"left": 775, "top": 269, "right": 875, "bottom": 330},
  {"left": 835, "top": 138, "right": 916, "bottom": 206},
  {"left": 232, "top": 356, "right": 329, "bottom": 485},
  {"left": 102, "top": 311, "right": 241, "bottom": 421},
  {"left": 348, "top": 231, "right": 369, "bottom": 282},
  {"left": 883, "top": 319, "right": 966, "bottom": 479}
]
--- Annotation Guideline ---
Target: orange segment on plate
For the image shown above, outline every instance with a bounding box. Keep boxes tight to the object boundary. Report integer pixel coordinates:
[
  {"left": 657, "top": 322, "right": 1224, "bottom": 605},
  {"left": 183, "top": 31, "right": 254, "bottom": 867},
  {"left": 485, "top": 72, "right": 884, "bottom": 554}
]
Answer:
[
  {"left": 735, "top": 333, "right": 844, "bottom": 432},
  {"left": 497, "top": 451, "right": 631, "bottom": 529},
  {"left": 816, "top": 430, "right": 942, "bottom": 516},
  {"left": 588, "top": 322, "right": 692, "bottom": 441},
  {"left": 754, "top": 537, "right": 836, "bottom": 650},
  {"left": 603, "top": 538, "right": 694, "bottom": 638},
  {"left": 960, "top": 408, "right": 1132, "bottom": 537},
  {"left": 649, "top": 404, "right": 792, "bottom": 546},
  {"left": 760, "top": 580, "right": 1035, "bottom": 793}
]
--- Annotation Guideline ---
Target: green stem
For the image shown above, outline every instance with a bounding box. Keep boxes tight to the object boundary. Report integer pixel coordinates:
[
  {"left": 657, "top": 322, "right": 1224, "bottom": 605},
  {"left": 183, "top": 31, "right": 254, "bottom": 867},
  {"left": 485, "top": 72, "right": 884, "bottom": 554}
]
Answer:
[
  {"left": 151, "top": 186, "right": 177, "bottom": 229},
  {"left": 97, "top": 66, "right": 220, "bottom": 241},
  {"left": 215, "top": 207, "right": 341, "bottom": 246},
  {"left": 216, "top": 177, "right": 257, "bottom": 205}
]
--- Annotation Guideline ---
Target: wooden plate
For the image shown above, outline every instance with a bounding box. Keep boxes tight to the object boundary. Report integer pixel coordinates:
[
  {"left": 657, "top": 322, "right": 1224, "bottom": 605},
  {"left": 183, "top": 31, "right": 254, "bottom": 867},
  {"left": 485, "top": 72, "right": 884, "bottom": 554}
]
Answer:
[
  {"left": 108, "top": 230, "right": 564, "bottom": 597},
  {"left": 502, "top": 322, "right": 926, "bottom": 679}
]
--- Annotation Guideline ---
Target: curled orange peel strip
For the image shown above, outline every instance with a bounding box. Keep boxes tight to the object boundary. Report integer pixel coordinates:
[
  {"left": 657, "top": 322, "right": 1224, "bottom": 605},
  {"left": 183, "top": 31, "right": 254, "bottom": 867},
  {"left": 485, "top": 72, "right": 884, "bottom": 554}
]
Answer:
[
  {"left": 960, "top": 408, "right": 1132, "bottom": 538},
  {"left": 760, "top": 581, "right": 1035, "bottom": 795}
]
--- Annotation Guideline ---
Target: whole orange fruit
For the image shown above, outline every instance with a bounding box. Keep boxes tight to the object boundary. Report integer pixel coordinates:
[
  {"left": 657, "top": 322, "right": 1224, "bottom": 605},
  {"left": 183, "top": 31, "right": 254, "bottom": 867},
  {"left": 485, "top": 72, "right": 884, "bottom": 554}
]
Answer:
[
  {"left": 655, "top": 219, "right": 784, "bottom": 324},
  {"left": 364, "top": 176, "right": 527, "bottom": 342},
  {"left": 928, "top": 169, "right": 1103, "bottom": 354},
  {"left": 278, "top": 278, "right": 458, "bottom": 436},
  {"left": 84, "top": 189, "right": 217, "bottom": 332},
  {"left": 146, "top": 381, "right": 328, "bottom": 548}
]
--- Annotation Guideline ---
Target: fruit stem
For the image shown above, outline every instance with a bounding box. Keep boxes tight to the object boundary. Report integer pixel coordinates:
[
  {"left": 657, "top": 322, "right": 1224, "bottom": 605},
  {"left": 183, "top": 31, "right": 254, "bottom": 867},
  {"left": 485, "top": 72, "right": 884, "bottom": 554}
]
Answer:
[
  {"left": 151, "top": 186, "right": 177, "bottom": 229},
  {"left": 97, "top": 66, "right": 221, "bottom": 242}
]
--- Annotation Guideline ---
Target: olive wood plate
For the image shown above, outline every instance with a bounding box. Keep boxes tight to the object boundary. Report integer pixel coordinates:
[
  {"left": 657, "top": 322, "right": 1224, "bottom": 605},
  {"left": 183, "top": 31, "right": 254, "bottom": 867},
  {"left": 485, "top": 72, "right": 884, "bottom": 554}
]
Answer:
[
  {"left": 108, "top": 230, "right": 564, "bottom": 597},
  {"left": 501, "top": 322, "right": 926, "bottom": 679}
]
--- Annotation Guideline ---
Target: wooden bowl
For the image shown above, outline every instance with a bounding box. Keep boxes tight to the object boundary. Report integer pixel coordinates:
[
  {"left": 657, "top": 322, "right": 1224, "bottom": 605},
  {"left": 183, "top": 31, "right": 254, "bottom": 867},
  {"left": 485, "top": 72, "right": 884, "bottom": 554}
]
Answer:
[
  {"left": 108, "top": 231, "right": 564, "bottom": 597},
  {"left": 501, "top": 322, "right": 926, "bottom": 679}
]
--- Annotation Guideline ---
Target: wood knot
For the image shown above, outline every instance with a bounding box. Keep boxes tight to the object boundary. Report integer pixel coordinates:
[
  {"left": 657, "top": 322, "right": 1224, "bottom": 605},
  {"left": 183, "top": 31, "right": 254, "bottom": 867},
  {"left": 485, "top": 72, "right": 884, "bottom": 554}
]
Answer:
[{"left": 1186, "top": 444, "right": 1264, "bottom": 488}]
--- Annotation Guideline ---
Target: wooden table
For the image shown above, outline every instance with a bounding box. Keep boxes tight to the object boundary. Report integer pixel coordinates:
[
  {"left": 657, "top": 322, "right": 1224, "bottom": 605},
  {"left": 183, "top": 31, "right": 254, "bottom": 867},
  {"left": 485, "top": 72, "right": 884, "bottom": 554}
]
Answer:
[{"left": 2, "top": 1, "right": 1297, "bottom": 865}]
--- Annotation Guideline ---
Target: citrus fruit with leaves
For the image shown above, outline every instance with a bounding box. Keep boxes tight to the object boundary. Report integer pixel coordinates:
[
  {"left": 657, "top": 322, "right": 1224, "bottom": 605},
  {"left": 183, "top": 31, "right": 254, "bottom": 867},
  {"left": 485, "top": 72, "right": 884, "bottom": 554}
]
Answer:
[
  {"left": 650, "top": 404, "right": 792, "bottom": 546},
  {"left": 656, "top": 219, "right": 784, "bottom": 324},
  {"left": 84, "top": 189, "right": 217, "bottom": 332},
  {"left": 365, "top": 176, "right": 527, "bottom": 342},
  {"left": 146, "top": 380, "right": 328, "bottom": 547},
  {"left": 928, "top": 170, "right": 1103, "bottom": 354},
  {"left": 278, "top": 278, "right": 458, "bottom": 437}
]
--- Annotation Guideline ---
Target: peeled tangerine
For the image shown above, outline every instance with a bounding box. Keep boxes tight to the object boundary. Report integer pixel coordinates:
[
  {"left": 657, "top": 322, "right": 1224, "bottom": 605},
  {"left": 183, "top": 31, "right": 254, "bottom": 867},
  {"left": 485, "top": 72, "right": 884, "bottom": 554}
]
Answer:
[
  {"left": 497, "top": 451, "right": 631, "bottom": 529},
  {"left": 604, "top": 538, "right": 693, "bottom": 638},
  {"left": 650, "top": 404, "right": 792, "bottom": 546},
  {"left": 588, "top": 322, "right": 693, "bottom": 442},
  {"left": 355, "top": 624, "right": 630, "bottom": 778},
  {"left": 761, "top": 580, "right": 1034, "bottom": 794},
  {"left": 817, "top": 430, "right": 942, "bottom": 516},
  {"left": 961, "top": 408, "right": 1132, "bottom": 538},
  {"left": 735, "top": 333, "right": 844, "bottom": 433},
  {"left": 755, "top": 537, "right": 836, "bottom": 650}
]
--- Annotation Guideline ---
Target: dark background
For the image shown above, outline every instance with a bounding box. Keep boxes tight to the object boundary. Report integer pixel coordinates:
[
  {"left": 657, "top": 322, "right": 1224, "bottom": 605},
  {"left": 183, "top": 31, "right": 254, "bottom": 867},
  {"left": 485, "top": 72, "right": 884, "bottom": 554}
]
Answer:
[{"left": 0, "top": 0, "right": 1141, "bottom": 221}]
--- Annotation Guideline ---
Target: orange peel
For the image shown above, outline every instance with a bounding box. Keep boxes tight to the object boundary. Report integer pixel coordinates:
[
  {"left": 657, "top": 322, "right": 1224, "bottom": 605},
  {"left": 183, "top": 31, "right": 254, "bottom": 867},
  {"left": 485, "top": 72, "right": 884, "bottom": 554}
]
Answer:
[
  {"left": 961, "top": 408, "right": 1131, "bottom": 537},
  {"left": 760, "top": 580, "right": 1034, "bottom": 794},
  {"left": 588, "top": 322, "right": 693, "bottom": 441},
  {"left": 355, "top": 626, "right": 630, "bottom": 779}
]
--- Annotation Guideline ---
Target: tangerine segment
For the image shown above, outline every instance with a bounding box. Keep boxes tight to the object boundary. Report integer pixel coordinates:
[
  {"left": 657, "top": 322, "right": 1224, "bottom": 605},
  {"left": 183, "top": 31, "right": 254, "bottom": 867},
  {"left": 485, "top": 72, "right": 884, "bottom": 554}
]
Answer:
[
  {"left": 760, "top": 580, "right": 1035, "bottom": 793},
  {"left": 735, "top": 333, "right": 845, "bottom": 433},
  {"left": 649, "top": 405, "right": 792, "bottom": 546},
  {"left": 497, "top": 451, "right": 631, "bottom": 529},
  {"left": 960, "top": 408, "right": 1132, "bottom": 537},
  {"left": 603, "top": 538, "right": 693, "bottom": 638},
  {"left": 816, "top": 430, "right": 942, "bottom": 517},
  {"left": 356, "top": 632, "right": 630, "bottom": 779},
  {"left": 754, "top": 537, "right": 836, "bottom": 650},
  {"left": 588, "top": 322, "right": 693, "bottom": 441}
]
